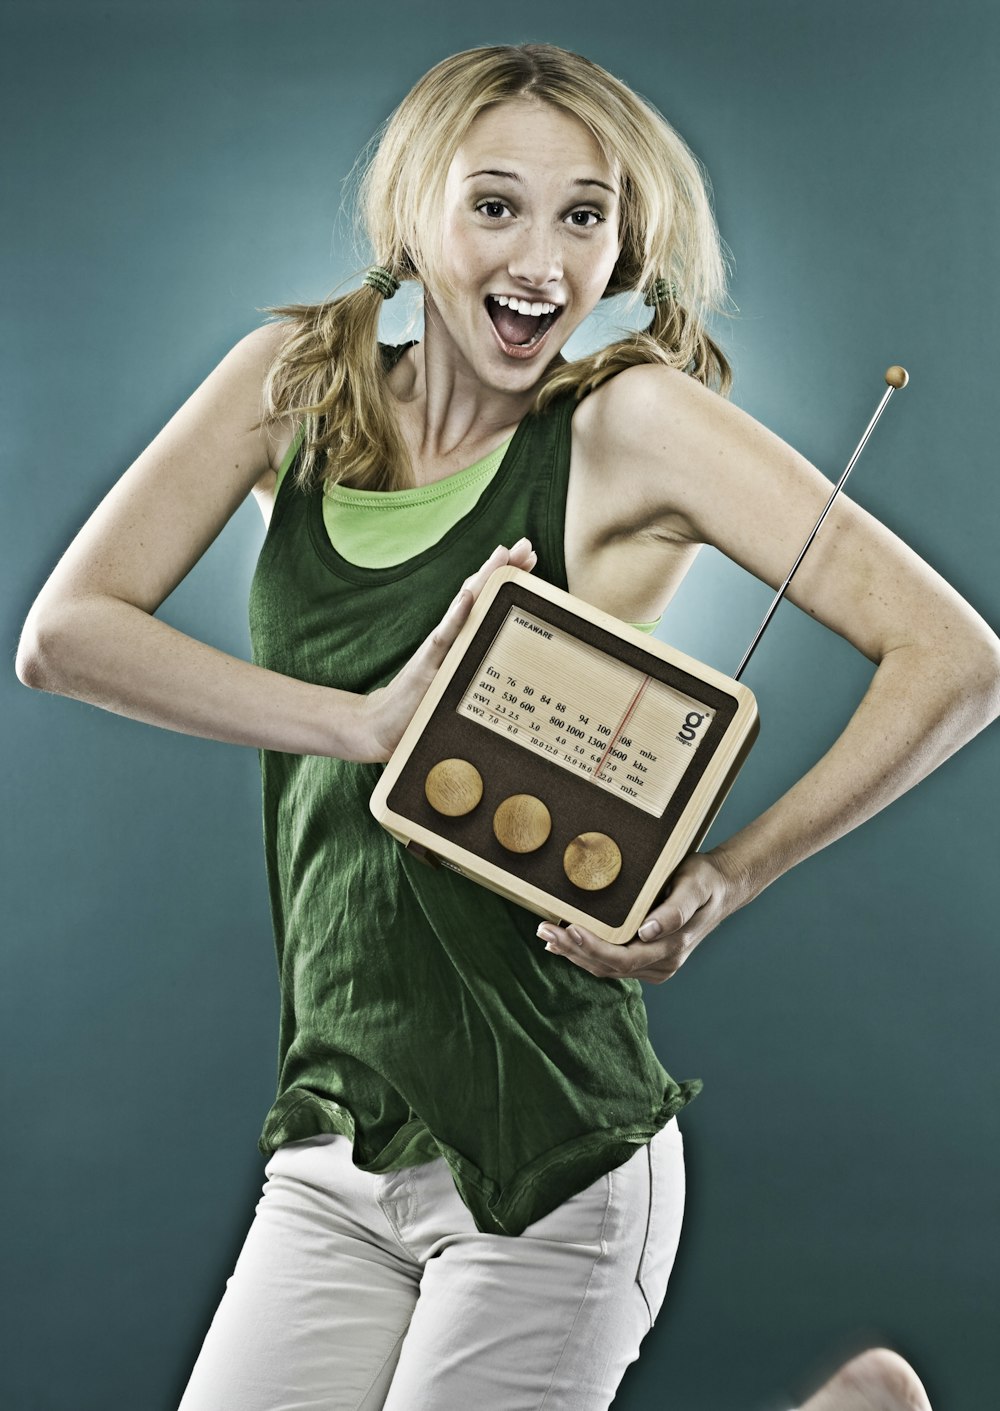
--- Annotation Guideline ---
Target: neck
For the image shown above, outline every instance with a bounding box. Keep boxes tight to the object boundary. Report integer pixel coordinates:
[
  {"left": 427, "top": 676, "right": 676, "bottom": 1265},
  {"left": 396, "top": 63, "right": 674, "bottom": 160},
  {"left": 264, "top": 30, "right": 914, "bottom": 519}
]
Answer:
[{"left": 386, "top": 296, "right": 554, "bottom": 465}]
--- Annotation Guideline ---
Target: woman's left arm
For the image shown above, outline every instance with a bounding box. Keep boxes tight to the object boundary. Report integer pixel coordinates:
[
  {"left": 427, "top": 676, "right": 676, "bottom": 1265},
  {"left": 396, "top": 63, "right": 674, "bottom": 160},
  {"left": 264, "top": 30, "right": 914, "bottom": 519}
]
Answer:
[{"left": 540, "top": 365, "right": 1000, "bottom": 982}]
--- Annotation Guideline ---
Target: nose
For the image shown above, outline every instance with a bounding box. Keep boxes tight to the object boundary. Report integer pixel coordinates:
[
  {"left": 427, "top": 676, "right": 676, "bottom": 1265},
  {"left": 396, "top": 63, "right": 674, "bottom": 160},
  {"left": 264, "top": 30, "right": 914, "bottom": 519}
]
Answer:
[{"left": 506, "top": 221, "right": 563, "bottom": 292}]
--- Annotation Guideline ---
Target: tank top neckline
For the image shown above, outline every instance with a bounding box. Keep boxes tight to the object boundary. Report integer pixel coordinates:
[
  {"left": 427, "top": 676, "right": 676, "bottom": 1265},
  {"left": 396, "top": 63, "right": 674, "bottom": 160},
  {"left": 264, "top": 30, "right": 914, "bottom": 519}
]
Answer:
[
  {"left": 308, "top": 413, "right": 532, "bottom": 586},
  {"left": 326, "top": 435, "right": 513, "bottom": 509},
  {"left": 304, "top": 343, "right": 549, "bottom": 587}
]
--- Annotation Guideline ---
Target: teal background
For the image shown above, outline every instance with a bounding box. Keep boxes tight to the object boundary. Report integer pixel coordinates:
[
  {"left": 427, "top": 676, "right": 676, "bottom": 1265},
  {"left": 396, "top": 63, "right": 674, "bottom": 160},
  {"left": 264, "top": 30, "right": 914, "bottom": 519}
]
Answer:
[{"left": 2, "top": 2, "right": 998, "bottom": 1408}]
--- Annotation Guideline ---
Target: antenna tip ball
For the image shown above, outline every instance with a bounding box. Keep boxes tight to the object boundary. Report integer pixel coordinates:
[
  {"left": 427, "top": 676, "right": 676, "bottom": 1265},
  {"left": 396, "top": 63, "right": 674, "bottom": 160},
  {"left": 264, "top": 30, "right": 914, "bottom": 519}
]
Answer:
[{"left": 885, "top": 365, "right": 909, "bottom": 389}]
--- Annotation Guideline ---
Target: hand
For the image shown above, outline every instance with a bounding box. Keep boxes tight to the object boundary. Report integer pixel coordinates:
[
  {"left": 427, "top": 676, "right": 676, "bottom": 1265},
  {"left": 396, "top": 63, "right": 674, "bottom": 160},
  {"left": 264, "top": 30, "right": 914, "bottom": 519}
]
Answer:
[
  {"left": 535, "top": 847, "right": 756, "bottom": 983},
  {"left": 364, "top": 538, "right": 538, "bottom": 762}
]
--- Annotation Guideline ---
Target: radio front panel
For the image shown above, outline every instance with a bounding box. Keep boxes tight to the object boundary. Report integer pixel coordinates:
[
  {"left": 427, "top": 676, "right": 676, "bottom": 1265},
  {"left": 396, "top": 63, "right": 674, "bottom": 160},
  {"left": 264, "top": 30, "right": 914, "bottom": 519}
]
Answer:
[{"left": 370, "top": 568, "right": 759, "bottom": 944}]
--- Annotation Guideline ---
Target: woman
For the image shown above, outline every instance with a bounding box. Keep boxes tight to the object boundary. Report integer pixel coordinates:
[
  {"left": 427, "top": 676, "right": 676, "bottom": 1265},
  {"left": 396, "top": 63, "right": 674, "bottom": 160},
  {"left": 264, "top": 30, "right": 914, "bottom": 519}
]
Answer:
[{"left": 16, "top": 42, "right": 998, "bottom": 1411}]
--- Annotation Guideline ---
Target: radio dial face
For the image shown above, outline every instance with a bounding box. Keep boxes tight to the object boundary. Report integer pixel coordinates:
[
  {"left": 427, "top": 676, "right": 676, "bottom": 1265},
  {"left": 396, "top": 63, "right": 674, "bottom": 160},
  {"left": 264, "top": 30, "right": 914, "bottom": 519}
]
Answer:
[{"left": 455, "top": 607, "right": 716, "bottom": 818}]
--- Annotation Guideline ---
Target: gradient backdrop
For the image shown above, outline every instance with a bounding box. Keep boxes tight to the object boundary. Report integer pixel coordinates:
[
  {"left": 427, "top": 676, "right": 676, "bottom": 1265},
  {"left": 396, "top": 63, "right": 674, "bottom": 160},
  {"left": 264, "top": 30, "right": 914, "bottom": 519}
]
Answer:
[{"left": 2, "top": 2, "right": 998, "bottom": 1409}]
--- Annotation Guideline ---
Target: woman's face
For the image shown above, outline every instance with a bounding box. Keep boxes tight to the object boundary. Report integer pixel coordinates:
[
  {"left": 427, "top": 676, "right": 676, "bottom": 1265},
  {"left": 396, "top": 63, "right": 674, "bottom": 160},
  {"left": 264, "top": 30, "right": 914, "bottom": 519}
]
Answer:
[{"left": 429, "top": 98, "right": 623, "bottom": 391}]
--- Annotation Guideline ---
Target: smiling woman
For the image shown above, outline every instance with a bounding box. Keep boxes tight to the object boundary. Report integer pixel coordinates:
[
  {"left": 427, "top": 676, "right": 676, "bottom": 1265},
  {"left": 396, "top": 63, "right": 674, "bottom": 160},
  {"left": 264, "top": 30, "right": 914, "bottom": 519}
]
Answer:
[
  {"left": 258, "top": 46, "right": 731, "bottom": 497},
  {"left": 15, "top": 39, "right": 999, "bottom": 1411}
]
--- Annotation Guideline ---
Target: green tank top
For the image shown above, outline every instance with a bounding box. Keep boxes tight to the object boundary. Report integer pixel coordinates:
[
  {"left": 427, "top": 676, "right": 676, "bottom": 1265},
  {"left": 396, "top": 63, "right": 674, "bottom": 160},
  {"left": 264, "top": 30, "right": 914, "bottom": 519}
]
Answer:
[
  {"left": 248, "top": 344, "right": 701, "bottom": 1237},
  {"left": 274, "top": 421, "right": 660, "bottom": 636}
]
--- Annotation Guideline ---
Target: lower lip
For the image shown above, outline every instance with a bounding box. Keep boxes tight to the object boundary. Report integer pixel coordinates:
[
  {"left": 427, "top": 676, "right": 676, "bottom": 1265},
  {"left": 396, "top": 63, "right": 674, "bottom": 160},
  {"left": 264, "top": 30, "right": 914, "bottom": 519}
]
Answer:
[{"left": 485, "top": 304, "right": 561, "bottom": 361}]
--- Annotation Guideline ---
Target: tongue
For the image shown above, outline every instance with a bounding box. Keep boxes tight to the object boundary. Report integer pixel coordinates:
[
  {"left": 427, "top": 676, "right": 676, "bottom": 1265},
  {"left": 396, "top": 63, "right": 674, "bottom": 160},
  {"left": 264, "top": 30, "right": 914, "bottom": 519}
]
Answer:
[{"left": 491, "top": 303, "right": 543, "bottom": 345}]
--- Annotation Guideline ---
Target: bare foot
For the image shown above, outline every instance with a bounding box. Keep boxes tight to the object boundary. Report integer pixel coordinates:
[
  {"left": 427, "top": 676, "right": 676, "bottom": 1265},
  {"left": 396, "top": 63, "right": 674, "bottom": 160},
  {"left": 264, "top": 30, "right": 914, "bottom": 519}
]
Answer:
[{"left": 798, "top": 1349, "right": 932, "bottom": 1411}]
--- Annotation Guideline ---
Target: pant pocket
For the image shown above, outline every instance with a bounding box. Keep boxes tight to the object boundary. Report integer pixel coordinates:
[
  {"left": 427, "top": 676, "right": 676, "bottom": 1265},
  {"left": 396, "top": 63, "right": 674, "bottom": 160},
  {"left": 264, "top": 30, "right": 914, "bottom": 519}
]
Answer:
[
  {"left": 522, "top": 1163, "right": 615, "bottom": 1248},
  {"left": 635, "top": 1118, "right": 686, "bottom": 1328}
]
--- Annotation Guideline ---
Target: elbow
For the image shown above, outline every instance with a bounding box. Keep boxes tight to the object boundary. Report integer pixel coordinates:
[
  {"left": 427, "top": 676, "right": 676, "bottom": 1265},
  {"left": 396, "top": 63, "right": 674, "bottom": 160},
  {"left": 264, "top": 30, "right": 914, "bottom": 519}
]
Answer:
[
  {"left": 16, "top": 616, "right": 55, "bottom": 692},
  {"left": 15, "top": 601, "right": 76, "bottom": 693},
  {"left": 949, "top": 628, "right": 1000, "bottom": 731},
  {"left": 14, "top": 642, "right": 44, "bottom": 690},
  {"left": 889, "top": 623, "right": 1000, "bottom": 745},
  {"left": 975, "top": 636, "right": 1000, "bottom": 724}
]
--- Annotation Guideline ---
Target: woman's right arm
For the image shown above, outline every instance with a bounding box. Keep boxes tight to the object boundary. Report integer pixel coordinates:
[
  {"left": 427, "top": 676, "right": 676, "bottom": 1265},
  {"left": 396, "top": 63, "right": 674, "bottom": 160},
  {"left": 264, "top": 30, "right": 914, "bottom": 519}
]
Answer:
[{"left": 15, "top": 324, "right": 535, "bottom": 760}]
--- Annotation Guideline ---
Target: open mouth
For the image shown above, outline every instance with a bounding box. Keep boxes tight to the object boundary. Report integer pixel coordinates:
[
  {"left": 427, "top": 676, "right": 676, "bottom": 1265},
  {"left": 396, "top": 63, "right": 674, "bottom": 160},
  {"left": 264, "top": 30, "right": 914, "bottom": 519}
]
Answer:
[{"left": 485, "top": 294, "right": 562, "bottom": 358}]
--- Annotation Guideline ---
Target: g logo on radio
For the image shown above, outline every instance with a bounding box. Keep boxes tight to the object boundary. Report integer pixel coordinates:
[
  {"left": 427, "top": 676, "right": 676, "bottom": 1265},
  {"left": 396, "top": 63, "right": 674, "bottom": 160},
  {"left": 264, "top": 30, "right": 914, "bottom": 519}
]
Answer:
[{"left": 676, "top": 711, "right": 707, "bottom": 746}]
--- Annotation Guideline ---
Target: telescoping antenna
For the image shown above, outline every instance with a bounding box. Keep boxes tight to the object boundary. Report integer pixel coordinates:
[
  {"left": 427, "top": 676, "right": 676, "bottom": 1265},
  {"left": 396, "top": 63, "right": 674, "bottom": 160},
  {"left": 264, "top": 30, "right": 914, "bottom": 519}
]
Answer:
[{"left": 733, "top": 366, "right": 909, "bottom": 682}]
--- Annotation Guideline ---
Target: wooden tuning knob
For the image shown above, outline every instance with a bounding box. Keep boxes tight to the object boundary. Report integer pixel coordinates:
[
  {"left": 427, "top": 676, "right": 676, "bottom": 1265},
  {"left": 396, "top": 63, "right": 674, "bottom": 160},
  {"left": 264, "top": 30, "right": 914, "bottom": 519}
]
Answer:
[
  {"left": 563, "top": 832, "right": 623, "bottom": 891},
  {"left": 424, "top": 758, "right": 484, "bottom": 817},
  {"left": 493, "top": 794, "right": 551, "bottom": 853}
]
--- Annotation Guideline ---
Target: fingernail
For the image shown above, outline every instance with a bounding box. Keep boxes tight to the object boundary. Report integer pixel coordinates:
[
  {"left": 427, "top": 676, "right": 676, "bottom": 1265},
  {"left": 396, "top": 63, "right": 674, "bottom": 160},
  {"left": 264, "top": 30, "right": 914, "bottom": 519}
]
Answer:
[
  {"left": 544, "top": 941, "right": 558, "bottom": 953},
  {"left": 567, "top": 926, "right": 583, "bottom": 946},
  {"left": 512, "top": 536, "right": 530, "bottom": 550},
  {"left": 537, "top": 925, "right": 556, "bottom": 943},
  {"left": 638, "top": 919, "right": 662, "bottom": 940}
]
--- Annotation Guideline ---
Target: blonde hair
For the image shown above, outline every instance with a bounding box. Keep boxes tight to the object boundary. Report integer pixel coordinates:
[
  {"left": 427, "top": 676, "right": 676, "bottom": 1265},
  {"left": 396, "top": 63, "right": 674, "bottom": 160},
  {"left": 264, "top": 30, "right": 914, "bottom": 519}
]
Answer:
[{"left": 261, "top": 43, "right": 732, "bottom": 492}]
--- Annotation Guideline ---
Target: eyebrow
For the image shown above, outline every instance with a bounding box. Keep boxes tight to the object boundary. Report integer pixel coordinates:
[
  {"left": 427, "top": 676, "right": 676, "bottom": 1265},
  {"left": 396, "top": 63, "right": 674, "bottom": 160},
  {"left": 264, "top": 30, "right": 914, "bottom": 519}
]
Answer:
[{"left": 464, "top": 168, "right": 617, "bottom": 195}]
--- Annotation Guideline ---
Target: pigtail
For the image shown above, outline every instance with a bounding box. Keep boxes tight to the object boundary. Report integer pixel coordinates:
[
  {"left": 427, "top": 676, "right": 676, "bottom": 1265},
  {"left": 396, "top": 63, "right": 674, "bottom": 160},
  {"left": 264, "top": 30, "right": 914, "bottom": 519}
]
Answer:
[
  {"left": 259, "top": 273, "right": 409, "bottom": 493},
  {"left": 644, "top": 286, "right": 732, "bottom": 392},
  {"left": 534, "top": 284, "right": 732, "bottom": 415}
]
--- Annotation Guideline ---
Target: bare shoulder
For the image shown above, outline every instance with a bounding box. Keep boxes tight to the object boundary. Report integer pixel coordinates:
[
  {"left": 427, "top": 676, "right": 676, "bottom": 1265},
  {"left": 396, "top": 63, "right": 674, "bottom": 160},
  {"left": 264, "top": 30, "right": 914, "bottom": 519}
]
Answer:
[
  {"left": 570, "top": 363, "right": 736, "bottom": 544},
  {"left": 575, "top": 363, "right": 740, "bottom": 467},
  {"left": 135, "top": 318, "right": 298, "bottom": 491},
  {"left": 128, "top": 316, "right": 301, "bottom": 499},
  {"left": 225, "top": 320, "right": 298, "bottom": 479},
  {"left": 573, "top": 359, "right": 995, "bottom": 667},
  {"left": 574, "top": 360, "right": 853, "bottom": 550},
  {"left": 236, "top": 319, "right": 292, "bottom": 370}
]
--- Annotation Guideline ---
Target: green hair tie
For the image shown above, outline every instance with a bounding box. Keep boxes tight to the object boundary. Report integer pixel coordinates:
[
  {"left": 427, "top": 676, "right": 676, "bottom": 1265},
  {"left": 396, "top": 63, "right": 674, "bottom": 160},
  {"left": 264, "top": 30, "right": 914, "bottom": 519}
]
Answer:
[
  {"left": 644, "top": 278, "right": 677, "bottom": 307},
  {"left": 363, "top": 266, "right": 401, "bottom": 299}
]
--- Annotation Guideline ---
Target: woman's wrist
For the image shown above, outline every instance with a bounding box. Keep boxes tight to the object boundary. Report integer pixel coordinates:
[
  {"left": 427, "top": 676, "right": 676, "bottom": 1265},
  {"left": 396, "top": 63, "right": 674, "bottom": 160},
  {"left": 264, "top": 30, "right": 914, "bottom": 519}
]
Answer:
[
  {"left": 337, "top": 689, "right": 387, "bottom": 764},
  {"left": 702, "top": 834, "right": 777, "bottom": 911}
]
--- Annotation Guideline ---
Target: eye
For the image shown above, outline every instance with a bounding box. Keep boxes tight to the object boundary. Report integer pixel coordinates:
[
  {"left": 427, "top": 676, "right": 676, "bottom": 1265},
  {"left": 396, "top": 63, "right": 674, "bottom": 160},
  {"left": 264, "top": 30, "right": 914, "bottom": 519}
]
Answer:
[
  {"left": 476, "top": 199, "right": 513, "bottom": 220},
  {"left": 567, "top": 209, "right": 605, "bottom": 229}
]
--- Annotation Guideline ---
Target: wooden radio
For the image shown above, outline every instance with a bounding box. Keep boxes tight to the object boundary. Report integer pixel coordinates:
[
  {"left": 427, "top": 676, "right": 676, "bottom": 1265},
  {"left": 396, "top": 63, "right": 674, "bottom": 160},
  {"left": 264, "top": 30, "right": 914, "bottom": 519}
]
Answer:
[{"left": 370, "top": 368, "right": 908, "bottom": 945}]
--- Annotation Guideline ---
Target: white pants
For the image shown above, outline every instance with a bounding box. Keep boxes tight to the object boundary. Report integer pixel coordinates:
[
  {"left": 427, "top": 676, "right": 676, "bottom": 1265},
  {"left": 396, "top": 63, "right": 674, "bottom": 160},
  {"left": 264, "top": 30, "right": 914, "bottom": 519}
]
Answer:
[{"left": 177, "top": 1118, "right": 685, "bottom": 1411}]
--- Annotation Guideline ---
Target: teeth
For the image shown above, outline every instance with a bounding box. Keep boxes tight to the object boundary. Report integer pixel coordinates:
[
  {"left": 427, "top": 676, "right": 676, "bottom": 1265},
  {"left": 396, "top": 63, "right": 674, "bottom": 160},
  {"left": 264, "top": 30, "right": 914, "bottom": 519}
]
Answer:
[{"left": 490, "top": 294, "right": 558, "bottom": 316}]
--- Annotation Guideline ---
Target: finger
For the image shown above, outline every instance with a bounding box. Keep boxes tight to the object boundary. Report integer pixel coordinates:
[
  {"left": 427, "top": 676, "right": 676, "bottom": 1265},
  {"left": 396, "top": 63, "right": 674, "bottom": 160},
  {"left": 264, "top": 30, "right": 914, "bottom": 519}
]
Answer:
[
  {"left": 455, "top": 546, "right": 502, "bottom": 602},
  {"left": 463, "top": 540, "right": 535, "bottom": 600},
  {"left": 536, "top": 920, "right": 632, "bottom": 977},
  {"left": 536, "top": 922, "right": 596, "bottom": 974},
  {"left": 536, "top": 920, "right": 688, "bottom": 984},
  {"left": 506, "top": 535, "right": 537, "bottom": 570},
  {"left": 425, "top": 586, "right": 476, "bottom": 663},
  {"left": 424, "top": 541, "right": 536, "bottom": 675},
  {"left": 637, "top": 861, "right": 717, "bottom": 940}
]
